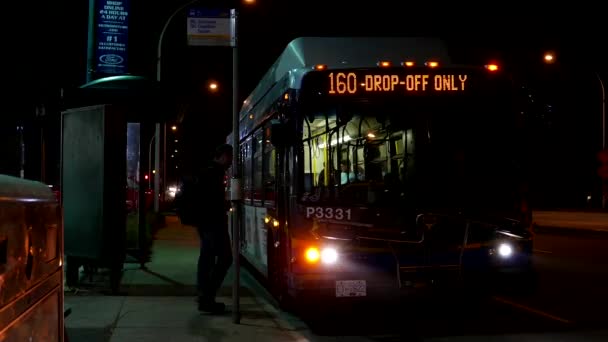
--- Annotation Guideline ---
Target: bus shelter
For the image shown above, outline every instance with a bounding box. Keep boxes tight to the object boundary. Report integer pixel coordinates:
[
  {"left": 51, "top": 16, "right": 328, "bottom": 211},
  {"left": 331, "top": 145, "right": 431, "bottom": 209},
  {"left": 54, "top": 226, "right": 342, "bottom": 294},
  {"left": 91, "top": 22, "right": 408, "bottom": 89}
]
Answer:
[{"left": 61, "top": 76, "right": 165, "bottom": 293}]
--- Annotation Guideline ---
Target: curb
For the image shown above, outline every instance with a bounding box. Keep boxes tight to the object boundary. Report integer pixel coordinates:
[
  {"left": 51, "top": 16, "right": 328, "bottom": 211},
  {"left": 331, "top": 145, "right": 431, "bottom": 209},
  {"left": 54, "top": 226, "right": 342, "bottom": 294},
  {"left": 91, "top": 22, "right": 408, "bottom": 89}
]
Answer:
[{"left": 239, "top": 267, "right": 312, "bottom": 341}]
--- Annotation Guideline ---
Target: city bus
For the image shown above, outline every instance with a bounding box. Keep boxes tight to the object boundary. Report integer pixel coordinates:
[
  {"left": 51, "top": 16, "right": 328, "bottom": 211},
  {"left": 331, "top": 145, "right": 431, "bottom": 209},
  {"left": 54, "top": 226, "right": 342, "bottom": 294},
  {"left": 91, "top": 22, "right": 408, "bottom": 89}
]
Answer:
[{"left": 228, "top": 37, "right": 535, "bottom": 309}]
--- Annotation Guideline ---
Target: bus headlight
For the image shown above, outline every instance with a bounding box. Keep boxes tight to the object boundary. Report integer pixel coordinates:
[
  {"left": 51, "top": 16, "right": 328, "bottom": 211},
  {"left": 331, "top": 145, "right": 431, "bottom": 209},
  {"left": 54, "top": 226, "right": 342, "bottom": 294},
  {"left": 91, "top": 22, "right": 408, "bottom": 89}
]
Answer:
[
  {"left": 498, "top": 243, "right": 513, "bottom": 258},
  {"left": 304, "top": 247, "right": 339, "bottom": 264},
  {"left": 321, "top": 247, "right": 338, "bottom": 264}
]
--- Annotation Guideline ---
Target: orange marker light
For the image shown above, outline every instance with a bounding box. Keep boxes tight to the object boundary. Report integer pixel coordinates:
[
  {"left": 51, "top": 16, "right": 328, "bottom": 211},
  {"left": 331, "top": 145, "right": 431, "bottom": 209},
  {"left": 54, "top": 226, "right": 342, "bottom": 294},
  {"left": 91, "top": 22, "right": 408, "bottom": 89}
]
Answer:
[
  {"left": 426, "top": 61, "right": 439, "bottom": 68},
  {"left": 485, "top": 64, "right": 499, "bottom": 71},
  {"left": 305, "top": 247, "right": 320, "bottom": 263}
]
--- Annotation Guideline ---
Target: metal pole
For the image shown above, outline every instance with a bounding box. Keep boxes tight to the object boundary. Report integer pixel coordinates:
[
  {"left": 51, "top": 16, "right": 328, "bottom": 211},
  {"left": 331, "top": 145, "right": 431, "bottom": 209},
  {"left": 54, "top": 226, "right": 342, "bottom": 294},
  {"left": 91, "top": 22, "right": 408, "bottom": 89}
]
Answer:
[
  {"left": 41, "top": 122, "right": 46, "bottom": 183},
  {"left": 86, "top": 0, "right": 96, "bottom": 83},
  {"left": 154, "top": 123, "right": 160, "bottom": 211},
  {"left": 163, "top": 123, "right": 167, "bottom": 207},
  {"left": 597, "top": 73, "right": 606, "bottom": 150},
  {"left": 597, "top": 73, "right": 606, "bottom": 209},
  {"left": 148, "top": 135, "right": 155, "bottom": 189},
  {"left": 155, "top": 0, "right": 200, "bottom": 212},
  {"left": 231, "top": 8, "right": 241, "bottom": 325},
  {"left": 18, "top": 125, "right": 25, "bottom": 179}
]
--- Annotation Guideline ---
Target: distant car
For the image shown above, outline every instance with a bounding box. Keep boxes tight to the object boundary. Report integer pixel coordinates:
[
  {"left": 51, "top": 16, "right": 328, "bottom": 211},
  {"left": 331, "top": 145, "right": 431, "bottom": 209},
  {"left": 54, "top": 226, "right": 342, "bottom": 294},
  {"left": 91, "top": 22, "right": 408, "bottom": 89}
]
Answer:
[
  {"left": 47, "top": 184, "right": 60, "bottom": 203},
  {"left": 126, "top": 186, "right": 154, "bottom": 213}
]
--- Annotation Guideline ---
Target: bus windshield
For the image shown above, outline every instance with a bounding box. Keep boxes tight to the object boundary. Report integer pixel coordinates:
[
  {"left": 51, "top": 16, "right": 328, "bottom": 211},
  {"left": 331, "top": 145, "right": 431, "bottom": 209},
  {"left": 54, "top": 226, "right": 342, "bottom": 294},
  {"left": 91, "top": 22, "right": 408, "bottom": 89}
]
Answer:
[{"left": 298, "top": 91, "right": 527, "bottom": 216}]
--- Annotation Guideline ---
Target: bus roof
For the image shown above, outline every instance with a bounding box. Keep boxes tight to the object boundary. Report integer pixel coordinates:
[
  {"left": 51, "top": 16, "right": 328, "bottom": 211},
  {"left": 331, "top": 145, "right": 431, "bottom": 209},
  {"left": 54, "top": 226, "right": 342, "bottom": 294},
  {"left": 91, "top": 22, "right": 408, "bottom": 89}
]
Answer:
[{"left": 240, "top": 37, "right": 451, "bottom": 117}]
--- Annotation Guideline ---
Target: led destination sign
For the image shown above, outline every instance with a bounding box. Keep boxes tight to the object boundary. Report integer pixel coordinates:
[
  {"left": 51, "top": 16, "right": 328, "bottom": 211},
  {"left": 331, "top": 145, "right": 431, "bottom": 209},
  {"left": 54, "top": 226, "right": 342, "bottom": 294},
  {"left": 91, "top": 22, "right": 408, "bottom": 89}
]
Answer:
[{"left": 327, "top": 71, "right": 469, "bottom": 95}]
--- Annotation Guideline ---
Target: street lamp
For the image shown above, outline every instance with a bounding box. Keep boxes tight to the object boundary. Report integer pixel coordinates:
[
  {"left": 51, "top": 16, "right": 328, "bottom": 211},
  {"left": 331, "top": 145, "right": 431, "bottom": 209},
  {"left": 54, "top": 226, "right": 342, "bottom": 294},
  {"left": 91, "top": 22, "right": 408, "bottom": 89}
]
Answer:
[
  {"left": 543, "top": 52, "right": 607, "bottom": 208},
  {"left": 600, "top": 76, "right": 606, "bottom": 150},
  {"left": 148, "top": 135, "right": 155, "bottom": 189},
  {"left": 543, "top": 52, "right": 605, "bottom": 149},
  {"left": 208, "top": 81, "right": 219, "bottom": 91},
  {"left": 155, "top": 0, "right": 203, "bottom": 213}
]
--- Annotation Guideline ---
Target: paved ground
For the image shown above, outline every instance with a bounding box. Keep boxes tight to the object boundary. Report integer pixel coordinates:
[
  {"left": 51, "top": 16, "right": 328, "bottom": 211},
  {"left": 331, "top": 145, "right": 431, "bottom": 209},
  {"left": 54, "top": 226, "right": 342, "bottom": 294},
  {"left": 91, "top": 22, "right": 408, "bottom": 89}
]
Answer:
[
  {"left": 64, "top": 211, "right": 608, "bottom": 341},
  {"left": 64, "top": 216, "right": 309, "bottom": 342},
  {"left": 294, "top": 228, "right": 608, "bottom": 341}
]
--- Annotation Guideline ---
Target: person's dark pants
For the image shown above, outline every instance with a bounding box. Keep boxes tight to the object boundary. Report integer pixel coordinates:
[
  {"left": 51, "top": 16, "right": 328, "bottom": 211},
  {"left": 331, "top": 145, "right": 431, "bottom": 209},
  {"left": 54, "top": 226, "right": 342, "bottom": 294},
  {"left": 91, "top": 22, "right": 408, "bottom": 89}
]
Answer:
[{"left": 197, "top": 225, "right": 233, "bottom": 303}]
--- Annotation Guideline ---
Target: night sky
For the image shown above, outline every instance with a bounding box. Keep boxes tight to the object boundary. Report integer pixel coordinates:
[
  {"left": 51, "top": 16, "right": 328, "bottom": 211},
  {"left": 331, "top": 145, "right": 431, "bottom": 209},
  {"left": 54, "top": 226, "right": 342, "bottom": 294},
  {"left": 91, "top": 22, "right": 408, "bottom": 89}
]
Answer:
[{"left": 2, "top": 0, "right": 607, "bottom": 208}]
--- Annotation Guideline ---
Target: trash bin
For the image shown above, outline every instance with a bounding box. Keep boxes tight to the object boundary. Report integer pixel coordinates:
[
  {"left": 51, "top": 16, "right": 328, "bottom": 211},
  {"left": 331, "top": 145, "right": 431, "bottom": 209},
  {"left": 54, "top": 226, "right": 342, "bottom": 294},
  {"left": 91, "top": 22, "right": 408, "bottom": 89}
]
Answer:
[{"left": 0, "top": 174, "right": 64, "bottom": 342}]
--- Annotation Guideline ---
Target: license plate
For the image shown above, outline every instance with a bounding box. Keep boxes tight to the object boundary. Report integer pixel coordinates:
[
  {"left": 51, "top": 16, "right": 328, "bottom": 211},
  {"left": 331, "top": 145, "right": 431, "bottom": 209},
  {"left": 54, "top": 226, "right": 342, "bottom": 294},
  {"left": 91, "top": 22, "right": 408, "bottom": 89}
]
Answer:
[
  {"left": 403, "top": 280, "right": 430, "bottom": 288},
  {"left": 336, "top": 280, "right": 367, "bottom": 297}
]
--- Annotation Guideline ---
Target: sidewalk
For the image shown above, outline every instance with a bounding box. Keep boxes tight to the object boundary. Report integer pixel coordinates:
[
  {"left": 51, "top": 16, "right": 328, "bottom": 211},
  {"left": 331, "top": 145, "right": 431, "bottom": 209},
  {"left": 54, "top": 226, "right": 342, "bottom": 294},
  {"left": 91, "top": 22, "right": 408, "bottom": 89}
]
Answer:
[{"left": 64, "top": 215, "right": 310, "bottom": 342}]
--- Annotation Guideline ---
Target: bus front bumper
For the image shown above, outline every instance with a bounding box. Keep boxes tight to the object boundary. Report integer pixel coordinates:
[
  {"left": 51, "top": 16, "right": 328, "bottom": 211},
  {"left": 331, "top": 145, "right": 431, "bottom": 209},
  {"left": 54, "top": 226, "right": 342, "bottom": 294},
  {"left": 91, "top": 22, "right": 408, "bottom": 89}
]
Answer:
[{"left": 286, "top": 268, "right": 464, "bottom": 303}]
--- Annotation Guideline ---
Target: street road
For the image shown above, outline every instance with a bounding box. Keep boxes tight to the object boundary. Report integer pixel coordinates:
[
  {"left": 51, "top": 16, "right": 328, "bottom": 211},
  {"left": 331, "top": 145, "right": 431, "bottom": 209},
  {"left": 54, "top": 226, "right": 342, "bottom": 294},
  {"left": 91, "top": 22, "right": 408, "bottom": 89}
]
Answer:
[{"left": 285, "top": 229, "right": 608, "bottom": 341}]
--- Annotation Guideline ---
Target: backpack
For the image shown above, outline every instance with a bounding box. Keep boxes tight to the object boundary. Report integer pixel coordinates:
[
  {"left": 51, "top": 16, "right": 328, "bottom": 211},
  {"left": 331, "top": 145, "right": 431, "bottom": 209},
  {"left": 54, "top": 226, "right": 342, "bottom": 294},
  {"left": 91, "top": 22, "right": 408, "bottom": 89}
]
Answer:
[{"left": 174, "top": 177, "right": 199, "bottom": 226}]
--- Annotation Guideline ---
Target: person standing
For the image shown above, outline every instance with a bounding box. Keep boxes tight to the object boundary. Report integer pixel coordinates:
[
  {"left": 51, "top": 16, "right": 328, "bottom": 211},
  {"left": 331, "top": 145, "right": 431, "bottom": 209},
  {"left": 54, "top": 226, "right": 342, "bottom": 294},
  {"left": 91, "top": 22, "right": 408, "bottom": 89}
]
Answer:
[{"left": 183, "top": 144, "right": 234, "bottom": 313}]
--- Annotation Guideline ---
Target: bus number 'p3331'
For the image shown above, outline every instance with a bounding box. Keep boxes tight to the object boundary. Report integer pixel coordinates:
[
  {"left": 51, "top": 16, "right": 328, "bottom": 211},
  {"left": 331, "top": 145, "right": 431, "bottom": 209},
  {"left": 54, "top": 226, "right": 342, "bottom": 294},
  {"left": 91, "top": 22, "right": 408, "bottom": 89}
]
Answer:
[{"left": 306, "top": 207, "right": 352, "bottom": 220}]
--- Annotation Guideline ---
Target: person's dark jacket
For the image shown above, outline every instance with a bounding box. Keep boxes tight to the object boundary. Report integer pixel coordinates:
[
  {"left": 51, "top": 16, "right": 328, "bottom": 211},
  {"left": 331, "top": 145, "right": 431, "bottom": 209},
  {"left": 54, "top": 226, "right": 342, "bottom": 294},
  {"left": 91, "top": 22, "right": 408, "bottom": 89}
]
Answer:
[{"left": 180, "top": 160, "right": 229, "bottom": 230}]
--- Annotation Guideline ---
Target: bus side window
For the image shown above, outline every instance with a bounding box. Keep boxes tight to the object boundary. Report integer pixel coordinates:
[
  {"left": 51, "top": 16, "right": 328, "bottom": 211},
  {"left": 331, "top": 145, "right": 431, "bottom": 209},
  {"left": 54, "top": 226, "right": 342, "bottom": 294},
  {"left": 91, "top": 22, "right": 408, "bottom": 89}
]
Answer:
[
  {"left": 263, "top": 122, "right": 277, "bottom": 207},
  {"left": 302, "top": 138, "right": 315, "bottom": 192},
  {"left": 253, "top": 130, "right": 264, "bottom": 205},
  {"left": 242, "top": 138, "right": 253, "bottom": 204},
  {"left": 303, "top": 174, "right": 313, "bottom": 192}
]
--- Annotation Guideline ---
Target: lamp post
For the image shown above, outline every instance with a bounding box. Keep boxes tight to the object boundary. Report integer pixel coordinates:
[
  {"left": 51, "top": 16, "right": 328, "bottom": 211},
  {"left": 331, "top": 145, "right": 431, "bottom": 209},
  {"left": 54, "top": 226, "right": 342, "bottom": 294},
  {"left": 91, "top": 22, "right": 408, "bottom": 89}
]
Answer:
[
  {"left": 155, "top": 0, "right": 201, "bottom": 212},
  {"left": 596, "top": 74, "right": 607, "bottom": 210},
  {"left": 543, "top": 52, "right": 605, "bottom": 150},
  {"left": 17, "top": 125, "right": 25, "bottom": 179},
  {"left": 148, "top": 135, "right": 155, "bottom": 189},
  {"left": 598, "top": 73, "right": 606, "bottom": 150},
  {"left": 543, "top": 52, "right": 607, "bottom": 208}
]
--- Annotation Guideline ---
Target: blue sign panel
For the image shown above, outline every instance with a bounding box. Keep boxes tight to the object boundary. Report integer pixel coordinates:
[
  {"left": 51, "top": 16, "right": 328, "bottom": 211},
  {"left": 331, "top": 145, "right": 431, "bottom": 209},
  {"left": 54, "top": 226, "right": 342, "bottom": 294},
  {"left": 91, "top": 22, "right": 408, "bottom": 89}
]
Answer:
[{"left": 95, "top": 0, "right": 130, "bottom": 75}]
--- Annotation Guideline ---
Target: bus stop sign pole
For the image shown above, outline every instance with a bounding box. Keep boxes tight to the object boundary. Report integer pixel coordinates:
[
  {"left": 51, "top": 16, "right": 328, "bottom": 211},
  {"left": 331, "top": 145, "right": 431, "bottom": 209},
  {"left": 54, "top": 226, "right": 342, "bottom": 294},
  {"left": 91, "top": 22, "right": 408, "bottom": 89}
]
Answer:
[{"left": 230, "top": 8, "right": 241, "bottom": 324}]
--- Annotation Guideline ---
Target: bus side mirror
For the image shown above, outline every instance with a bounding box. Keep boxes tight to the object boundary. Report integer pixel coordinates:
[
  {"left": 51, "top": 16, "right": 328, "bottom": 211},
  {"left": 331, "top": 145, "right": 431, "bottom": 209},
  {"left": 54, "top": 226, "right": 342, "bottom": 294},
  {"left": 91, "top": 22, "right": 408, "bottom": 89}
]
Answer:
[{"left": 270, "top": 120, "right": 287, "bottom": 147}]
